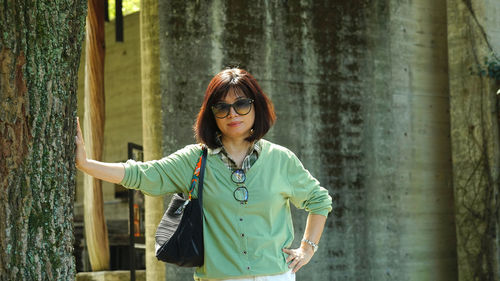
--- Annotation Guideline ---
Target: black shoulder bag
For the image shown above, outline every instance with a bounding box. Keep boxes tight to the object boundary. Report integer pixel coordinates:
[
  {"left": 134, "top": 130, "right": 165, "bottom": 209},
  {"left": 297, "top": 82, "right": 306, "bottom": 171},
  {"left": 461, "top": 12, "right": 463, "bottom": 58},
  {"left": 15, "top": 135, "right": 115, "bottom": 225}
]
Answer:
[{"left": 155, "top": 146, "right": 207, "bottom": 267}]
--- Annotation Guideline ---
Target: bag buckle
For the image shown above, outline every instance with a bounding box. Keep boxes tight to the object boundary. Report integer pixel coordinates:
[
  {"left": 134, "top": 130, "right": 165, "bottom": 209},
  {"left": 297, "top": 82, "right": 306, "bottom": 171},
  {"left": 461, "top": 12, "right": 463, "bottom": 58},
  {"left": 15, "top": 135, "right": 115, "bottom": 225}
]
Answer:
[{"left": 174, "top": 200, "right": 190, "bottom": 215}]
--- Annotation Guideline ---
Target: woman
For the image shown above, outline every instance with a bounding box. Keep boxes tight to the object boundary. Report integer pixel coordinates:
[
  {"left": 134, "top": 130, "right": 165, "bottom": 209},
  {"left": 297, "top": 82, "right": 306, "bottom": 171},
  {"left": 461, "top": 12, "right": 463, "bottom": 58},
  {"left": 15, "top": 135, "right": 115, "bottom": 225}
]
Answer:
[{"left": 75, "top": 68, "right": 332, "bottom": 281}]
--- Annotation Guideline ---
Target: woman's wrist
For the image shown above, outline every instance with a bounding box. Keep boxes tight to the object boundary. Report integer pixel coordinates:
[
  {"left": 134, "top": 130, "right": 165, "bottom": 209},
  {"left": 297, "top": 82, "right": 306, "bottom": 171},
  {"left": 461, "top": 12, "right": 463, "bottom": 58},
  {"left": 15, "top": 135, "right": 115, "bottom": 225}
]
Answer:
[
  {"left": 76, "top": 158, "right": 89, "bottom": 171},
  {"left": 300, "top": 239, "right": 318, "bottom": 254}
]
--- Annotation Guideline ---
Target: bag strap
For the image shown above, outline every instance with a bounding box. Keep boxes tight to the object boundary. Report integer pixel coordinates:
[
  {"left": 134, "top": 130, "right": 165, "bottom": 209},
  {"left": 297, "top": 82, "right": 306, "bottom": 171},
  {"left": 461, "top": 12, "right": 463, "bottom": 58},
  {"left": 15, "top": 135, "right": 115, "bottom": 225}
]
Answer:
[
  {"left": 197, "top": 146, "right": 208, "bottom": 207},
  {"left": 187, "top": 146, "right": 208, "bottom": 200}
]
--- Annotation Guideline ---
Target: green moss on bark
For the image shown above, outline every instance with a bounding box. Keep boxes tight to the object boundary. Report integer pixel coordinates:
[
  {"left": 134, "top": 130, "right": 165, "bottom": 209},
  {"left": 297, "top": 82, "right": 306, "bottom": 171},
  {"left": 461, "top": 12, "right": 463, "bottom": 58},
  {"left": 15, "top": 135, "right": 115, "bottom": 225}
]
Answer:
[{"left": 0, "top": 0, "right": 87, "bottom": 280}]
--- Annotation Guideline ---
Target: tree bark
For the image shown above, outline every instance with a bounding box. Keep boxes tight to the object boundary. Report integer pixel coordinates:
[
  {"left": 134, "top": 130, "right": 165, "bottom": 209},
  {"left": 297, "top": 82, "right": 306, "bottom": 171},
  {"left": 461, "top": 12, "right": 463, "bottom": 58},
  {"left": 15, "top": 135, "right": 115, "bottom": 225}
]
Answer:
[
  {"left": 83, "top": 0, "right": 110, "bottom": 271},
  {"left": 140, "top": 0, "right": 165, "bottom": 280},
  {"left": 0, "top": 1, "right": 87, "bottom": 280}
]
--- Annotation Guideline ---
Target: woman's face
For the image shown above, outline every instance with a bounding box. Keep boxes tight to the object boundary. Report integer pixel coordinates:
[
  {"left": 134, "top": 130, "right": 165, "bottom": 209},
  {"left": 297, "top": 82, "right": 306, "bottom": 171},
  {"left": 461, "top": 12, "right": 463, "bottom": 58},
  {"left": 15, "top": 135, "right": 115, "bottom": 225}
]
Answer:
[{"left": 214, "top": 89, "right": 255, "bottom": 141}]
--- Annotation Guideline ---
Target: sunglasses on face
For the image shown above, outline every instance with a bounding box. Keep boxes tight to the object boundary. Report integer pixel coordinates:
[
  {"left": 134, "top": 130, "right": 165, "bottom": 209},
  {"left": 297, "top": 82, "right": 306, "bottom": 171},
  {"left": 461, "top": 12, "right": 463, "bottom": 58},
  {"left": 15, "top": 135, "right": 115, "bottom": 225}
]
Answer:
[{"left": 212, "top": 98, "right": 254, "bottom": 119}]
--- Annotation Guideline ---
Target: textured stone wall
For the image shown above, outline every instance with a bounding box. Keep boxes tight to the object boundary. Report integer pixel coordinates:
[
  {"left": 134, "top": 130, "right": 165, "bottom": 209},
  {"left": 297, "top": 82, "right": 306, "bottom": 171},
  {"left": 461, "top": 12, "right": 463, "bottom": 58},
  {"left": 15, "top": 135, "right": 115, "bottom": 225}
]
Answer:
[
  {"left": 367, "top": 1, "right": 456, "bottom": 280},
  {"left": 158, "top": 0, "right": 456, "bottom": 280}
]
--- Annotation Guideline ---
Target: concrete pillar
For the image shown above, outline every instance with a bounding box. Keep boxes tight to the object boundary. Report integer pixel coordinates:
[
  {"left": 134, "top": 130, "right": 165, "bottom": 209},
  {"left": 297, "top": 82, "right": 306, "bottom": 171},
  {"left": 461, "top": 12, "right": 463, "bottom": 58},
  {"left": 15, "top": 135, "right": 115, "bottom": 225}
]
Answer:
[
  {"left": 140, "top": 0, "right": 165, "bottom": 280},
  {"left": 158, "top": 0, "right": 456, "bottom": 280},
  {"left": 447, "top": 0, "right": 500, "bottom": 280}
]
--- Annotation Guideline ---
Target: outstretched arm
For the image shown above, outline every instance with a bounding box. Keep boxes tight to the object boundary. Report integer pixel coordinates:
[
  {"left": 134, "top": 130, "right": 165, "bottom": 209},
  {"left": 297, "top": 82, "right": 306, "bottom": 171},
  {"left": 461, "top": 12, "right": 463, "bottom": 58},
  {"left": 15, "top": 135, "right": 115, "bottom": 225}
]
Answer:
[
  {"left": 75, "top": 117, "right": 125, "bottom": 184},
  {"left": 282, "top": 213, "right": 327, "bottom": 273}
]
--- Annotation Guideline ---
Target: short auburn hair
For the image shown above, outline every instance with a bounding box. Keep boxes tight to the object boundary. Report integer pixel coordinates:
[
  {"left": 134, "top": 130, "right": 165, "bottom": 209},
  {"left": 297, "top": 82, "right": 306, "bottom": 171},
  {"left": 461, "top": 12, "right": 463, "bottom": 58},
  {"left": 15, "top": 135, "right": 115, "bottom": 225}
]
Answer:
[{"left": 194, "top": 68, "right": 276, "bottom": 149}]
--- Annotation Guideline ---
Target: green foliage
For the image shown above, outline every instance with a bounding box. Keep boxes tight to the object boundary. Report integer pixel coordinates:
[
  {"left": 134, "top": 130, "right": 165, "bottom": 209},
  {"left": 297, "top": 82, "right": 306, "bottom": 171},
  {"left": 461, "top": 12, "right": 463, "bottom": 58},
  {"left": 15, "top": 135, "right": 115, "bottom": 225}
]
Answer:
[
  {"left": 471, "top": 54, "right": 500, "bottom": 83},
  {"left": 108, "top": 0, "right": 140, "bottom": 20}
]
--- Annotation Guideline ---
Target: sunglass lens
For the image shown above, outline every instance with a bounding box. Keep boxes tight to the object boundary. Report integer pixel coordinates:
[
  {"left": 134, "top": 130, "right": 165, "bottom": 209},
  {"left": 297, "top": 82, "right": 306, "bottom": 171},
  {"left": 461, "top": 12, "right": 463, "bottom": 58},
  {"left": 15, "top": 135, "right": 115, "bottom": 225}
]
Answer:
[
  {"left": 213, "top": 103, "right": 230, "bottom": 118},
  {"left": 231, "top": 169, "right": 246, "bottom": 183},
  {"left": 233, "top": 186, "right": 248, "bottom": 202},
  {"left": 234, "top": 99, "right": 252, "bottom": 115}
]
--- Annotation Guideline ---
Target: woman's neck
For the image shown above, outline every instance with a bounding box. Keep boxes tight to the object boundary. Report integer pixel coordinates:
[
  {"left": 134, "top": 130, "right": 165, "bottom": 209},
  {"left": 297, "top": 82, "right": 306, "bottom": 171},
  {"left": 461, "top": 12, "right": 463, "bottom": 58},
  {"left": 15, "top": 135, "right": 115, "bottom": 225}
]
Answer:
[{"left": 221, "top": 136, "right": 251, "bottom": 155}]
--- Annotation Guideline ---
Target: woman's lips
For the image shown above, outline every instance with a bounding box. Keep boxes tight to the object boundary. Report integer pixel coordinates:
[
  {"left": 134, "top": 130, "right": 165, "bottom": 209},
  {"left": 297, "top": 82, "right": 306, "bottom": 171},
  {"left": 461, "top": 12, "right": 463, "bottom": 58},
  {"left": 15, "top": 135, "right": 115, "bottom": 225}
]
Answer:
[{"left": 228, "top": 121, "right": 242, "bottom": 127}]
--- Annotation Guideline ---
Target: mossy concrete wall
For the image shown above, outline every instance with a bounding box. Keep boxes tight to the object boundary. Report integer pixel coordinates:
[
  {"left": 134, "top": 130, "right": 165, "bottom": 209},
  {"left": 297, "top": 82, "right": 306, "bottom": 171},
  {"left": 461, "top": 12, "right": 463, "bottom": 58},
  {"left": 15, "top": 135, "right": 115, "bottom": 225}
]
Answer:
[
  {"left": 72, "top": 1, "right": 500, "bottom": 280},
  {"left": 158, "top": 1, "right": 455, "bottom": 280},
  {"left": 447, "top": 0, "right": 500, "bottom": 280}
]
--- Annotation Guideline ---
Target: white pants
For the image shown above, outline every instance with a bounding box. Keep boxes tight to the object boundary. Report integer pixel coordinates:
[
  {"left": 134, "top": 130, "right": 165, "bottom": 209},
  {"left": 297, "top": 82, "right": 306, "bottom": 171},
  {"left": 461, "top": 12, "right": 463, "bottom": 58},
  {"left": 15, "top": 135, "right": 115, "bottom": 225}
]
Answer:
[{"left": 196, "top": 270, "right": 295, "bottom": 281}]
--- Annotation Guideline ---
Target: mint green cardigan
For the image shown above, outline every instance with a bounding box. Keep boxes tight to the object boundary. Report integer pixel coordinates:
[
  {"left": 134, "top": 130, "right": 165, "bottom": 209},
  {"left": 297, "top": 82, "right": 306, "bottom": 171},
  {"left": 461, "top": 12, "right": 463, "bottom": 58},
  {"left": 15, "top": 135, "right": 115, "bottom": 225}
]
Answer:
[{"left": 120, "top": 139, "right": 332, "bottom": 280}]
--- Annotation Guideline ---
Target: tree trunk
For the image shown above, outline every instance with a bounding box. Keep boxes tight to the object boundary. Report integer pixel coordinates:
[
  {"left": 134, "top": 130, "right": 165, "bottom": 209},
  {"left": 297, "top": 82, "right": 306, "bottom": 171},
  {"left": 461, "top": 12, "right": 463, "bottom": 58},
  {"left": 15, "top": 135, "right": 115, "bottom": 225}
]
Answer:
[
  {"left": 140, "top": 0, "right": 165, "bottom": 280},
  {"left": 0, "top": 1, "right": 87, "bottom": 280},
  {"left": 83, "top": 0, "right": 110, "bottom": 271}
]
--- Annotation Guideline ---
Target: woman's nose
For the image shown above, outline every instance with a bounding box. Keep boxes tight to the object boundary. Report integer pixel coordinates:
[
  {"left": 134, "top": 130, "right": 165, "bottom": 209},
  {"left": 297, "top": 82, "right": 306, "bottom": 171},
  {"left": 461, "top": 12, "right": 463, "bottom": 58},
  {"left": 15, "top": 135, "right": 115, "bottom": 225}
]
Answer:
[{"left": 227, "top": 105, "right": 238, "bottom": 118}]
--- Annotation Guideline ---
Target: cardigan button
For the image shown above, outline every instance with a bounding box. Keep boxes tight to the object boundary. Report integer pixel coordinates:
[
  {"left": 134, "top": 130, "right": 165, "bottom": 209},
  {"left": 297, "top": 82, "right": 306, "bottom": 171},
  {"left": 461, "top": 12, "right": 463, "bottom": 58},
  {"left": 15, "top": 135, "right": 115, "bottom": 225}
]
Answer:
[
  {"left": 243, "top": 251, "right": 247, "bottom": 255},
  {"left": 241, "top": 233, "right": 245, "bottom": 237}
]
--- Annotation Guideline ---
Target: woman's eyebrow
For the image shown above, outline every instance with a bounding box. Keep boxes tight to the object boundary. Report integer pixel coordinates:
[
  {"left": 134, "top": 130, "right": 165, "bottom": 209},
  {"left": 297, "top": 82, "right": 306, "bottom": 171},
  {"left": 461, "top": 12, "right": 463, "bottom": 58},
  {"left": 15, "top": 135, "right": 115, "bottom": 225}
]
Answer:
[{"left": 218, "top": 96, "right": 246, "bottom": 103}]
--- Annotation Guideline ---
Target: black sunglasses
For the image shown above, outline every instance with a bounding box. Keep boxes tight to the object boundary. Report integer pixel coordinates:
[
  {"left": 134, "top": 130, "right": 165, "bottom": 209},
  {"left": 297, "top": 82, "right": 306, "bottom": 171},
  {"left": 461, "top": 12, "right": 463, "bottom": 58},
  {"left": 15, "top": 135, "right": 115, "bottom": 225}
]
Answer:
[
  {"left": 231, "top": 169, "right": 248, "bottom": 204},
  {"left": 212, "top": 98, "right": 254, "bottom": 119}
]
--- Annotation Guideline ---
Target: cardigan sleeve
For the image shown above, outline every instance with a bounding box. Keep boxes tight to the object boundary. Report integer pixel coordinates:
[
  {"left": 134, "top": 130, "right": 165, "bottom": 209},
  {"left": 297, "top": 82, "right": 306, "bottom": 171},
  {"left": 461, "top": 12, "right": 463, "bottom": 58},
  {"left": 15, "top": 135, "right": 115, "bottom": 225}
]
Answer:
[
  {"left": 119, "top": 144, "right": 201, "bottom": 196},
  {"left": 287, "top": 153, "right": 332, "bottom": 217}
]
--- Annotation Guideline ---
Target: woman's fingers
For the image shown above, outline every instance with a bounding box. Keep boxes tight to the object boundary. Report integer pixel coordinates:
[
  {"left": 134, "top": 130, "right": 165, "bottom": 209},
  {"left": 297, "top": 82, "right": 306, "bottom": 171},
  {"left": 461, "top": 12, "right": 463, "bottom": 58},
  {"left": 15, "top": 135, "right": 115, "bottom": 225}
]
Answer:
[
  {"left": 291, "top": 259, "right": 305, "bottom": 273},
  {"left": 288, "top": 257, "right": 300, "bottom": 271},
  {"left": 75, "top": 117, "right": 87, "bottom": 169},
  {"left": 76, "top": 117, "right": 83, "bottom": 143},
  {"left": 282, "top": 248, "right": 294, "bottom": 263},
  {"left": 282, "top": 247, "right": 312, "bottom": 273}
]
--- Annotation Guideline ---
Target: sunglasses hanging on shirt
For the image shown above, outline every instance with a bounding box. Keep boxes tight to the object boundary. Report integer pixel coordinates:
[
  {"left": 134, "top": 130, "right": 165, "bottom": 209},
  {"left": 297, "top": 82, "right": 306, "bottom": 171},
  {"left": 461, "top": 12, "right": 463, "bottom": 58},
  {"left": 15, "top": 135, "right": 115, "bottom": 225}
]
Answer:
[{"left": 231, "top": 169, "right": 248, "bottom": 204}]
